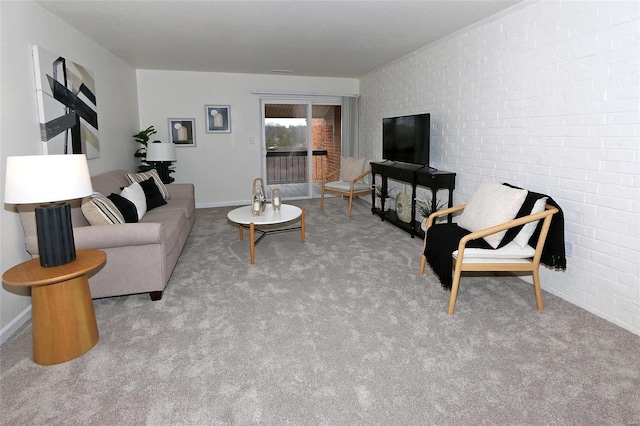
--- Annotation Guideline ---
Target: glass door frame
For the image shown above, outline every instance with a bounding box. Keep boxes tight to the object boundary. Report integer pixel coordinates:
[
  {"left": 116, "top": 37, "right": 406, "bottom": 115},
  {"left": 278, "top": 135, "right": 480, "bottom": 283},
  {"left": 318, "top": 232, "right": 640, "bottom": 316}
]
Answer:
[{"left": 260, "top": 96, "right": 342, "bottom": 200}]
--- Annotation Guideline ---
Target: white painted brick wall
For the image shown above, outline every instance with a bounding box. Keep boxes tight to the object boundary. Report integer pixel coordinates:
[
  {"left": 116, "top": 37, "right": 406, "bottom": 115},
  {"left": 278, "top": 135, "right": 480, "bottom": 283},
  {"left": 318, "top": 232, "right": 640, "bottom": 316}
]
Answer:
[{"left": 359, "top": 1, "right": 640, "bottom": 335}]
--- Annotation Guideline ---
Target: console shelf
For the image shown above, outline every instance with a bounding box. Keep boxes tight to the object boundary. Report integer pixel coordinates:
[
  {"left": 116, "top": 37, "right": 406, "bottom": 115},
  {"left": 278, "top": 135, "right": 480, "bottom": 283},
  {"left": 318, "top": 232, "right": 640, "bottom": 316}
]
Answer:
[{"left": 370, "top": 161, "right": 456, "bottom": 237}]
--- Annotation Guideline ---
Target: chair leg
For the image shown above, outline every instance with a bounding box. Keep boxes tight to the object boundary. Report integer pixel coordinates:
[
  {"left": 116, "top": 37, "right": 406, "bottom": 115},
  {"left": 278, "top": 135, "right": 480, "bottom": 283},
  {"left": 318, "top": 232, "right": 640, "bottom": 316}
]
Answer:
[
  {"left": 419, "top": 255, "right": 426, "bottom": 275},
  {"left": 320, "top": 187, "right": 325, "bottom": 211},
  {"left": 448, "top": 264, "right": 463, "bottom": 315},
  {"left": 347, "top": 194, "right": 354, "bottom": 218},
  {"left": 533, "top": 268, "right": 544, "bottom": 310}
]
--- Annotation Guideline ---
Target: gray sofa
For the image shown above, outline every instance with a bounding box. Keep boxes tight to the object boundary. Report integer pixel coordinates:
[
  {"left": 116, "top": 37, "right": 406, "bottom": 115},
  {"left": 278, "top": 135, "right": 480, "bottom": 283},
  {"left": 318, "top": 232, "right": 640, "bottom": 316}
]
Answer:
[{"left": 18, "top": 169, "right": 195, "bottom": 301}]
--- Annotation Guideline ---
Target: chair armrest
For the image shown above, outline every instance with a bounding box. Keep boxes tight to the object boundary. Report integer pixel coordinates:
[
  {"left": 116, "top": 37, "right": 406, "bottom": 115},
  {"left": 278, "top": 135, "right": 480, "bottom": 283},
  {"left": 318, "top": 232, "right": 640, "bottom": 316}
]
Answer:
[
  {"left": 457, "top": 205, "right": 559, "bottom": 255},
  {"left": 421, "top": 204, "right": 466, "bottom": 250},
  {"left": 324, "top": 169, "right": 340, "bottom": 183},
  {"left": 424, "top": 204, "right": 466, "bottom": 231},
  {"left": 350, "top": 169, "right": 371, "bottom": 190}
]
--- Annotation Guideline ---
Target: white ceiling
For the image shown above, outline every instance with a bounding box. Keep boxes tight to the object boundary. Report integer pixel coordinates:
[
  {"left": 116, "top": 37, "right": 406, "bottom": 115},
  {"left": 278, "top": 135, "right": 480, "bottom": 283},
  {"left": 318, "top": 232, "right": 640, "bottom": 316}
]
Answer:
[{"left": 37, "top": 0, "right": 524, "bottom": 78}]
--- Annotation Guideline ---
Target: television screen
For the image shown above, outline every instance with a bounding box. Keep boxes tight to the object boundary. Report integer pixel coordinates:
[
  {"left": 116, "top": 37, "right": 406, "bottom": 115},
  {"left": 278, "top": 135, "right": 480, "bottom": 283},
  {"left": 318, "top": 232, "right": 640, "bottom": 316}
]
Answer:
[{"left": 383, "top": 113, "right": 430, "bottom": 166}]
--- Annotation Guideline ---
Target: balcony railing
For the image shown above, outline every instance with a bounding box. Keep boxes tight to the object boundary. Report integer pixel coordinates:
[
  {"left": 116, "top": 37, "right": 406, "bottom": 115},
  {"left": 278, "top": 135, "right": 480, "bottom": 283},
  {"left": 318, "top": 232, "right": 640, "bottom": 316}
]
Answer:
[{"left": 266, "top": 149, "right": 328, "bottom": 184}]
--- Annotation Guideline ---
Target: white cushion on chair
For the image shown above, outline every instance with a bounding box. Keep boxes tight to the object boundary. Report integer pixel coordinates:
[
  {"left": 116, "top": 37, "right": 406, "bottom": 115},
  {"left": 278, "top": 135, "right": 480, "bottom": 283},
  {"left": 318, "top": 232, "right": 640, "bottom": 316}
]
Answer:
[
  {"left": 458, "top": 181, "right": 528, "bottom": 249},
  {"left": 325, "top": 181, "right": 370, "bottom": 192},
  {"left": 453, "top": 241, "right": 535, "bottom": 263},
  {"left": 514, "top": 196, "right": 548, "bottom": 248},
  {"left": 339, "top": 157, "right": 366, "bottom": 182}
]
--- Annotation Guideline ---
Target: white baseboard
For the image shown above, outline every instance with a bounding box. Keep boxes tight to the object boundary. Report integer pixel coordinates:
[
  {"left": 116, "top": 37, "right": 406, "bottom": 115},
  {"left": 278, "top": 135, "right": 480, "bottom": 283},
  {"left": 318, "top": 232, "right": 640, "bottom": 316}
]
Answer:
[{"left": 0, "top": 304, "right": 32, "bottom": 345}]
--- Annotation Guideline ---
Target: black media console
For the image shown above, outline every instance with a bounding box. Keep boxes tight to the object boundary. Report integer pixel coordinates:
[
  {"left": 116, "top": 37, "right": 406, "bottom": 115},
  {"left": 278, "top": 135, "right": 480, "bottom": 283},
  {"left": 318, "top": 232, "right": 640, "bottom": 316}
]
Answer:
[{"left": 370, "top": 161, "right": 456, "bottom": 238}]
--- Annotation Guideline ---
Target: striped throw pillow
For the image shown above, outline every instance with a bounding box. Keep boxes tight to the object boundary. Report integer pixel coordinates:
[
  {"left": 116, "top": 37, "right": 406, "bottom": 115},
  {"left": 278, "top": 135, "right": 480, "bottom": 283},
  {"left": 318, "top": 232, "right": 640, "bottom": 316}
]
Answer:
[
  {"left": 81, "top": 192, "right": 125, "bottom": 225},
  {"left": 126, "top": 169, "right": 169, "bottom": 200}
]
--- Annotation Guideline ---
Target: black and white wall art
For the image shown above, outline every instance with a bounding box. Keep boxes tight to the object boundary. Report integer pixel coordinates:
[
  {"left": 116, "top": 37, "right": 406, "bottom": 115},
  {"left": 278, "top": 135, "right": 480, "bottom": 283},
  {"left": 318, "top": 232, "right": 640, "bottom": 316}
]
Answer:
[
  {"left": 205, "top": 105, "right": 231, "bottom": 133},
  {"left": 168, "top": 118, "right": 196, "bottom": 146},
  {"left": 32, "top": 45, "right": 100, "bottom": 158}
]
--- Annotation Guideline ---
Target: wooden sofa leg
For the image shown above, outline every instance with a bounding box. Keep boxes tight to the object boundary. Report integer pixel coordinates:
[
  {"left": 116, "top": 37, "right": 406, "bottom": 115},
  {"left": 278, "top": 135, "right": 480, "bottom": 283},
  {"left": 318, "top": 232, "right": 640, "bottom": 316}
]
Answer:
[
  {"left": 419, "top": 255, "right": 426, "bottom": 275},
  {"left": 149, "top": 291, "right": 163, "bottom": 301}
]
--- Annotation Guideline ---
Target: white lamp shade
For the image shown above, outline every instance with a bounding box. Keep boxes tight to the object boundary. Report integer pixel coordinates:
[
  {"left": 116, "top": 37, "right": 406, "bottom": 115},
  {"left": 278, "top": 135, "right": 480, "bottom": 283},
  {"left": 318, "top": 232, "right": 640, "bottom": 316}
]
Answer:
[
  {"left": 146, "top": 143, "right": 177, "bottom": 162},
  {"left": 4, "top": 154, "right": 93, "bottom": 204}
]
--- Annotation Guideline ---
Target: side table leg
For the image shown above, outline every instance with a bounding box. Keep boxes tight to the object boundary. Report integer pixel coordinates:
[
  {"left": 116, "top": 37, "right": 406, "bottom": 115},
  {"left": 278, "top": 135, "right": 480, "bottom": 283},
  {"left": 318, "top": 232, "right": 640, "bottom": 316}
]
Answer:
[
  {"left": 301, "top": 208, "right": 305, "bottom": 243},
  {"left": 31, "top": 275, "right": 99, "bottom": 365},
  {"left": 238, "top": 224, "right": 244, "bottom": 240},
  {"left": 250, "top": 222, "right": 255, "bottom": 265}
]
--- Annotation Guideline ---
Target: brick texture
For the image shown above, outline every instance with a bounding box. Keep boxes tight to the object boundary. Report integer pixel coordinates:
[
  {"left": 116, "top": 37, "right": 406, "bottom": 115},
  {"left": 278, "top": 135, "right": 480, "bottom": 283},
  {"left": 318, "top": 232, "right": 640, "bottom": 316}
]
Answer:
[{"left": 359, "top": 1, "right": 640, "bottom": 335}]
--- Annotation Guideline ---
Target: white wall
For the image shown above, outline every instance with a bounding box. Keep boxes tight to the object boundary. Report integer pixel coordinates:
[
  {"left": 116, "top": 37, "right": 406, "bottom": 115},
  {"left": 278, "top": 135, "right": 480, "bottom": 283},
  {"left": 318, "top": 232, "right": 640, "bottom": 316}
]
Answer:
[
  {"left": 136, "top": 70, "right": 358, "bottom": 206},
  {"left": 0, "top": 1, "right": 140, "bottom": 340},
  {"left": 360, "top": 1, "right": 640, "bottom": 335}
]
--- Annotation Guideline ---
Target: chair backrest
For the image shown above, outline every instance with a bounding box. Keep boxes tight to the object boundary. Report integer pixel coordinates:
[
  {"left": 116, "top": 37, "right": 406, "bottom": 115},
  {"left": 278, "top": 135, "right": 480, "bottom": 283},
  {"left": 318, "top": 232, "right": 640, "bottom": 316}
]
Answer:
[{"left": 339, "top": 157, "right": 367, "bottom": 182}]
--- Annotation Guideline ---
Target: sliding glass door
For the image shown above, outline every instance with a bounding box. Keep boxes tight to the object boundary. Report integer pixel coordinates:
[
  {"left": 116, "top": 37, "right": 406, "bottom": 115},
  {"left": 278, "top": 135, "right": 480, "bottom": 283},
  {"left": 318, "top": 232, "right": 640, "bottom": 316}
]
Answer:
[{"left": 261, "top": 98, "right": 342, "bottom": 199}]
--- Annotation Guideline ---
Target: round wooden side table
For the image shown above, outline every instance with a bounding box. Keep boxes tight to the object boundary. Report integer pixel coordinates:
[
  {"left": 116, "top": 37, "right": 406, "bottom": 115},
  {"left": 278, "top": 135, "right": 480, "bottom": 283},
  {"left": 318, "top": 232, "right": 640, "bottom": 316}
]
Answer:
[{"left": 2, "top": 249, "right": 106, "bottom": 365}]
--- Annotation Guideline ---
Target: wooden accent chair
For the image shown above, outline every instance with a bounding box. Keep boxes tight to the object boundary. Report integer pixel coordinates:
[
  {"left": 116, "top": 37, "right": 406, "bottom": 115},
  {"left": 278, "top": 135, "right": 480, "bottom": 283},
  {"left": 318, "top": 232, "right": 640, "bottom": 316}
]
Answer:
[
  {"left": 419, "top": 197, "right": 560, "bottom": 315},
  {"left": 320, "top": 157, "right": 371, "bottom": 218}
]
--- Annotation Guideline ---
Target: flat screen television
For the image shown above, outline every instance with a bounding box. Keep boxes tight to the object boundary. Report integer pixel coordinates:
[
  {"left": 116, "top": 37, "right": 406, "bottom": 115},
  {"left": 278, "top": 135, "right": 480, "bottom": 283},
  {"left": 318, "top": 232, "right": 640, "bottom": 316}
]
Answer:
[{"left": 382, "top": 113, "right": 430, "bottom": 166}]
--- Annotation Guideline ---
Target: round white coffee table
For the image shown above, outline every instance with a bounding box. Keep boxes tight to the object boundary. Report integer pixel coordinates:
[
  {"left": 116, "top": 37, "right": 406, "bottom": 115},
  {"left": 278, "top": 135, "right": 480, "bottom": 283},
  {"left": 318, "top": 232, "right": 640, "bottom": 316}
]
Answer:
[{"left": 227, "top": 204, "right": 305, "bottom": 264}]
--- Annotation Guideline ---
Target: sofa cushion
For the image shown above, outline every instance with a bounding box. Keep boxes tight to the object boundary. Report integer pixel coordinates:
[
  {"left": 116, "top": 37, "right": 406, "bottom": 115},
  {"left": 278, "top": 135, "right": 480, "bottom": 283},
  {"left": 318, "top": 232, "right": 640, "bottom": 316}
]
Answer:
[
  {"left": 91, "top": 170, "right": 131, "bottom": 196},
  {"left": 138, "top": 210, "right": 182, "bottom": 252},
  {"left": 120, "top": 182, "right": 147, "bottom": 220},
  {"left": 139, "top": 177, "right": 167, "bottom": 210},
  {"left": 146, "top": 197, "right": 195, "bottom": 221},
  {"left": 453, "top": 241, "right": 536, "bottom": 262},
  {"left": 458, "top": 181, "right": 527, "bottom": 248},
  {"left": 108, "top": 193, "right": 139, "bottom": 223},
  {"left": 127, "top": 169, "right": 170, "bottom": 200},
  {"left": 81, "top": 192, "right": 125, "bottom": 225}
]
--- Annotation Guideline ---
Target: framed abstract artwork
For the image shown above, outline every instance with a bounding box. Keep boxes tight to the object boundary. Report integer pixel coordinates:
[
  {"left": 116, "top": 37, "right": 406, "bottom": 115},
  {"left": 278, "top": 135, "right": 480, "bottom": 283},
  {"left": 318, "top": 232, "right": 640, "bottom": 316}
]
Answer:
[
  {"left": 205, "top": 105, "right": 231, "bottom": 133},
  {"left": 32, "top": 45, "right": 100, "bottom": 158},
  {"left": 168, "top": 118, "right": 196, "bottom": 147}
]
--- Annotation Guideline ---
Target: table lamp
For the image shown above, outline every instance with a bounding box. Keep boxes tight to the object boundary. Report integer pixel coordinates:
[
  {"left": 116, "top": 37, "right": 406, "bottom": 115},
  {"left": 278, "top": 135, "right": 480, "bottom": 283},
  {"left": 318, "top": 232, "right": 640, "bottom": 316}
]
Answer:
[
  {"left": 146, "top": 142, "right": 177, "bottom": 184},
  {"left": 4, "top": 154, "right": 93, "bottom": 267}
]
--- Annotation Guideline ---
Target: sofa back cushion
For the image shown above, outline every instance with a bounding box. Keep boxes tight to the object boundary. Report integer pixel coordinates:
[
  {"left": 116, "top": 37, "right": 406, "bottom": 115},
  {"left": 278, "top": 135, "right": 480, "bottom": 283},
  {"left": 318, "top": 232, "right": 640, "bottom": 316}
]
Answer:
[{"left": 91, "top": 170, "right": 131, "bottom": 196}]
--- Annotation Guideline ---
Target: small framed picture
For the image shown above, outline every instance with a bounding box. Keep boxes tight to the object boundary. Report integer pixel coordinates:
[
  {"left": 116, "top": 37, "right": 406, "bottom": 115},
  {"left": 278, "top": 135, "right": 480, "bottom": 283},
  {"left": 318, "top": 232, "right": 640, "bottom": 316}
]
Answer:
[
  {"left": 205, "top": 105, "right": 231, "bottom": 133},
  {"left": 168, "top": 118, "right": 196, "bottom": 147}
]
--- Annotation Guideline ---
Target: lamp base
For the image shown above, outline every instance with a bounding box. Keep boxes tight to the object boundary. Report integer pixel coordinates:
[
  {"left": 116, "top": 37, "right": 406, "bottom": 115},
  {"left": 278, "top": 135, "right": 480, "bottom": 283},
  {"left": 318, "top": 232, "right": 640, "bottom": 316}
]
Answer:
[
  {"left": 154, "top": 162, "right": 171, "bottom": 184},
  {"left": 35, "top": 203, "right": 76, "bottom": 267}
]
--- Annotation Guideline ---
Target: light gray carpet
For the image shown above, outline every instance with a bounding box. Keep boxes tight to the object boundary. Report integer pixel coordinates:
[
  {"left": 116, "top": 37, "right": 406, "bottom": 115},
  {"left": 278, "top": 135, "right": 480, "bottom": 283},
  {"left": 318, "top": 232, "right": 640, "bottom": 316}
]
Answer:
[{"left": 2, "top": 198, "right": 639, "bottom": 425}]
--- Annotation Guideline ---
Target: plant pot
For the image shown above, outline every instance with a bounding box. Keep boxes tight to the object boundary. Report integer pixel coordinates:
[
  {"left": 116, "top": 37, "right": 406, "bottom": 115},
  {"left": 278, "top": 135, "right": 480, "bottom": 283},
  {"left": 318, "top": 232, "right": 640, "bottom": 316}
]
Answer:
[{"left": 376, "top": 196, "right": 391, "bottom": 212}]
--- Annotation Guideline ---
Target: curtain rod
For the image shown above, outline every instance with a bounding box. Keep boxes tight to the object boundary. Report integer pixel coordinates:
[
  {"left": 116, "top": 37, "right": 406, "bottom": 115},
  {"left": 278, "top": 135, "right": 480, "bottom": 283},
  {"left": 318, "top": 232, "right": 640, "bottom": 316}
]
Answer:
[{"left": 251, "top": 91, "right": 358, "bottom": 98}]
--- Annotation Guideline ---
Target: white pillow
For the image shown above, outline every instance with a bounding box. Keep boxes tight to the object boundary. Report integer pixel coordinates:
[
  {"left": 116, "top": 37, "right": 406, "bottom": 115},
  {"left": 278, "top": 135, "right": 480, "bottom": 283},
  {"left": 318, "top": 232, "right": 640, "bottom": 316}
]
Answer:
[
  {"left": 120, "top": 182, "right": 147, "bottom": 220},
  {"left": 339, "top": 157, "right": 366, "bottom": 182},
  {"left": 514, "top": 196, "right": 548, "bottom": 248},
  {"left": 458, "top": 181, "right": 528, "bottom": 248}
]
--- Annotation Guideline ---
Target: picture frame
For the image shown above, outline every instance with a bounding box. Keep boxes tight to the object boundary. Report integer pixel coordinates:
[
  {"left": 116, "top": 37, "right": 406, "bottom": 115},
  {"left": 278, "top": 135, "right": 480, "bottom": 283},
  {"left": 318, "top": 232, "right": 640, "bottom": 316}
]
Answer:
[
  {"left": 168, "top": 118, "right": 196, "bottom": 147},
  {"left": 205, "top": 105, "right": 231, "bottom": 133},
  {"left": 32, "top": 45, "right": 100, "bottom": 158}
]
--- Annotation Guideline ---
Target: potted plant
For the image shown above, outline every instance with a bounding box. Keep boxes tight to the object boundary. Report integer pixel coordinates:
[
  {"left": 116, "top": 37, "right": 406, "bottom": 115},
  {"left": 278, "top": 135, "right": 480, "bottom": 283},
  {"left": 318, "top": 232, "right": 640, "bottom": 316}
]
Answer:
[
  {"left": 133, "top": 126, "right": 175, "bottom": 183},
  {"left": 415, "top": 194, "right": 446, "bottom": 227},
  {"left": 374, "top": 184, "right": 397, "bottom": 211}
]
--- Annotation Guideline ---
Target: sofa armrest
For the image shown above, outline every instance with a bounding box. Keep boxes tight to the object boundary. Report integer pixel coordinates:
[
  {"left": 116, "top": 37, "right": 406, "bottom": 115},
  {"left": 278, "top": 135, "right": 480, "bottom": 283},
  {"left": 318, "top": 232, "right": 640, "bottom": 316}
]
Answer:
[
  {"left": 25, "top": 223, "right": 169, "bottom": 256},
  {"left": 167, "top": 183, "right": 194, "bottom": 200},
  {"left": 73, "top": 223, "right": 167, "bottom": 249}
]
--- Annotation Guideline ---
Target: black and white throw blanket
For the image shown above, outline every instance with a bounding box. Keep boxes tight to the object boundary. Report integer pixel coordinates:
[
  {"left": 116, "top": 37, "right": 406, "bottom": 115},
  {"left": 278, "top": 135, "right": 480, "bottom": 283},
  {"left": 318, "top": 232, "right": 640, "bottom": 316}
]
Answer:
[{"left": 425, "top": 188, "right": 567, "bottom": 291}]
